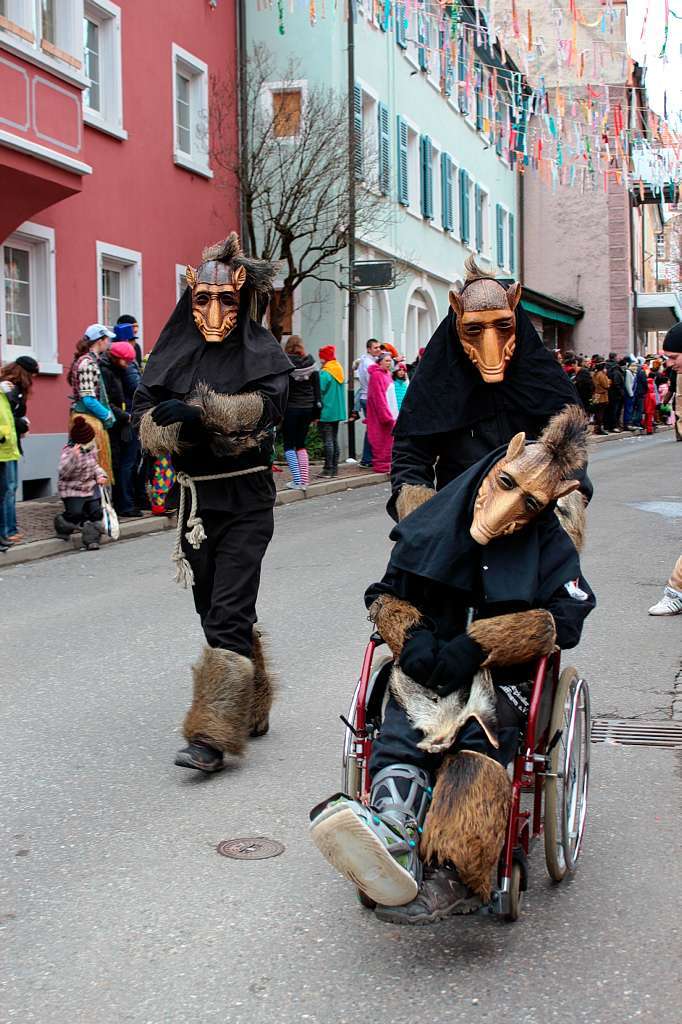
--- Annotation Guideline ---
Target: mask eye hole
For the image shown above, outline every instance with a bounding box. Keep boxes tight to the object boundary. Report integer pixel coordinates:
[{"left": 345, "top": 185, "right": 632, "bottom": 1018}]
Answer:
[
  {"left": 498, "top": 472, "right": 515, "bottom": 491},
  {"left": 195, "top": 294, "right": 210, "bottom": 307},
  {"left": 525, "top": 495, "right": 542, "bottom": 513},
  {"left": 220, "top": 293, "right": 236, "bottom": 307}
]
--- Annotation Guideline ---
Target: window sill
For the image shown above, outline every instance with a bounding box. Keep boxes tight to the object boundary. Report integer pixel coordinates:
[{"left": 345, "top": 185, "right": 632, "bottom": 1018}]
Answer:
[
  {"left": 37, "top": 361, "right": 63, "bottom": 375},
  {"left": 0, "top": 28, "right": 88, "bottom": 89},
  {"left": 84, "top": 109, "right": 128, "bottom": 141},
  {"left": 173, "top": 151, "right": 213, "bottom": 180}
]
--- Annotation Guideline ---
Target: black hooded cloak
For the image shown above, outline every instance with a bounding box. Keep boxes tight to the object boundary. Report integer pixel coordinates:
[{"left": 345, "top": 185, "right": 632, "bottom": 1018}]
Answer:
[
  {"left": 367, "top": 444, "right": 595, "bottom": 654},
  {"left": 390, "top": 304, "right": 589, "bottom": 517}
]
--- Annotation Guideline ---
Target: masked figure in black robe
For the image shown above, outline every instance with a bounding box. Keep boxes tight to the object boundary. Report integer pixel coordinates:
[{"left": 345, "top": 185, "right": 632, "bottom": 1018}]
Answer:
[
  {"left": 391, "top": 257, "right": 589, "bottom": 549},
  {"left": 310, "top": 406, "right": 595, "bottom": 924},
  {"left": 133, "top": 234, "right": 291, "bottom": 773}
]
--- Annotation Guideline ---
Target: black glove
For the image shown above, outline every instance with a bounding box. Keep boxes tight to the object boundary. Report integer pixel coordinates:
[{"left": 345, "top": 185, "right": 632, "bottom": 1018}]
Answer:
[
  {"left": 152, "top": 400, "right": 202, "bottom": 427},
  {"left": 426, "top": 634, "right": 485, "bottom": 699},
  {"left": 114, "top": 409, "right": 131, "bottom": 424},
  {"left": 399, "top": 628, "right": 440, "bottom": 685}
]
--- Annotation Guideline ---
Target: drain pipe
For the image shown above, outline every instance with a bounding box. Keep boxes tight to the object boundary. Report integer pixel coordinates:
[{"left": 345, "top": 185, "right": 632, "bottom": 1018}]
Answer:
[{"left": 237, "top": 0, "right": 249, "bottom": 254}]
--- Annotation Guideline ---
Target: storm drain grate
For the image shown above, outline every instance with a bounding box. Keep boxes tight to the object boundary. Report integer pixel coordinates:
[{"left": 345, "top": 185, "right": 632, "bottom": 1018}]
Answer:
[{"left": 591, "top": 719, "right": 682, "bottom": 749}]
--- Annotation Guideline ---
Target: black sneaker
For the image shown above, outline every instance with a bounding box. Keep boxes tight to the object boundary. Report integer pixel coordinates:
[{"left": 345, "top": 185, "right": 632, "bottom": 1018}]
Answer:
[
  {"left": 174, "top": 740, "right": 224, "bottom": 772},
  {"left": 374, "top": 864, "right": 482, "bottom": 925}
]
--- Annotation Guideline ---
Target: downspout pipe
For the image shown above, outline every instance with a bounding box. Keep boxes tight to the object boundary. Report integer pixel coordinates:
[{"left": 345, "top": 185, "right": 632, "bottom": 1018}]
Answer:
[{"left": 237, "top": 0, "right": 249, "bottom": 254}]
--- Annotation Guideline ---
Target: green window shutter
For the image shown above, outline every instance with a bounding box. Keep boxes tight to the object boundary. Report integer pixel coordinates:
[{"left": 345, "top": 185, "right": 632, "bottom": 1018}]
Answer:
[
  {"left": 475, "top": 62, "right": 483, "bottom": 130},
  {"left": 397, "top": 115, "right": 409, "bottom": 206},
  {"left": 354, "top": 83, "right": 363, "bottom": 180},
  {"left": 395, "top": 2, "right": 407, "bottom": 45},
  {"left": 418, "top": 12, "right": 428, "bottom": 70},
  {"left": 509, "top": 212, "right": 516, "bottom": 273},
  {"left": 457, "top": 37, "right": 468, "bottom": 114},
  {"left": 496, "top": 204, "right": 505, "bottom": 267},
  {"left": 459, "top": 169, "right": 470, "bottom": 244},
  {"left": 378, "top": 101, "right": 391, "bottom": 195},
  {"left": 475, "top": 184, "right": 483, "bottom": 251},
  {"left": 441, "top": 153, "right": 453, "bottom": 231},
  {"left": 420, "top": 135, "right": 433, "bottom": 220}
]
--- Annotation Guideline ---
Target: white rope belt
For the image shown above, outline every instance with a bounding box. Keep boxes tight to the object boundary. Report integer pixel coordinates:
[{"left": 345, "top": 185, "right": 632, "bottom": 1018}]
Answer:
[{"left": 172, "top": 466, "right": 269, "bottom": 588}]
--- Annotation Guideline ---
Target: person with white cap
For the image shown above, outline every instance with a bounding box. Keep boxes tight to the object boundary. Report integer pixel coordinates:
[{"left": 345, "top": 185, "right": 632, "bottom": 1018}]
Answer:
[{"left": 67, "top": 324, "right": 116, "bottom": 484}]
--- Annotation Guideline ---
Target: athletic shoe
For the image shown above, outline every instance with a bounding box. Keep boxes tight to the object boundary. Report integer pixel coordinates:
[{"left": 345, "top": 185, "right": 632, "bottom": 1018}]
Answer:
[{"left": 648, "top": 588, "right": 682, "bottom": 616}]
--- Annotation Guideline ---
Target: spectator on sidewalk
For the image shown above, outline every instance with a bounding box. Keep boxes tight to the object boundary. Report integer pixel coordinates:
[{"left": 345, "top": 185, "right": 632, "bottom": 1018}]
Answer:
[
  {"left": 115, "top": 314, "right": 142, "bottom": 366},
  {"left": 282, "top": 335, "right": 320, "bottom": 491},
  {"left": 605, "top": 351, "right": 625, "bottom": 431},
  {"left": 629, "top": 359, "right": 648, "bottom": 431},
  {"left": 393, "top": 362, "right": 409, "bottom": 411},
  {"left": 68, "top": 324, "right": 116, "bottom": 483},
  {"left": 643, "top": 377, "right": 657, "bottom": 435},
  {"left": 574, "top": 357, "right": 594, "bottom": 413},
  {"left": 0, "top": 356, "right": 39, "bottom": 545},
  {"left": 365, "top": 353, "right": 398, "bottom": 474},
  {"left": 357, "top": 338, "right": 381, "bottom": 467},
  {"left": 317, "top": 345, "right": 346, "bottom": 478},
  {"left": 100, "top": 340, "right": 142, "bottom": 517},
  {"left": 54, "top": 416, "right": 108, "bottom": 551},
  {"left": 591, "top": 361, "right": 610, "bottom": 435},
  {"left": 622, "top": 357, "right": 635, "bottom": 427}
]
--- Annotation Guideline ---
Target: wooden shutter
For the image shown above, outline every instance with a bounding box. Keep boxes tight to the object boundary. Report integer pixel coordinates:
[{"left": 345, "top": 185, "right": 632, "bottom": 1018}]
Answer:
[
  {"left": 509, "top": 213, "right": 515, "bottom": 273},
  {"left": 395, "top": 2, "right": 407, "bottom": 48},
  {"left": 496, "top": 204, "right": 505, "bottom": 267},
  {"left": 378, "top": 101, "right": 390, "bottom": 195},
  {"left": 475, "top": 184, "right": 483, "bottom": 251},
  {"left": 418, "top": 12, "right": 428, "bottom": 70},
  {"left": 397, "top": 115, "right": 409, "bottom": 206},
  {"left": 475, "top": 62, "right": 483, "bottom": 130},
  {"left": 420, "top": 135, "right": 433, "bottom": 220},
  {"left": 354, "top": 83, "right": 363, "bottom": 180},
  {"left": 441, "top": 153, "right": 453, "bottom": 231},
  {"left": 459, "top": 169, "right": 470, "bottom": 244},
  {"left": 457, "top": 37, "right": 467, "bottom": 114}
]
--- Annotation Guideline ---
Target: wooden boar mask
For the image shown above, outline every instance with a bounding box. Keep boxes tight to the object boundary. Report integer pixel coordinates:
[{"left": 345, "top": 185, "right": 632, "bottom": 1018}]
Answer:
[{"left": 449, "top": 265, "right": 522, "bottom": 383}]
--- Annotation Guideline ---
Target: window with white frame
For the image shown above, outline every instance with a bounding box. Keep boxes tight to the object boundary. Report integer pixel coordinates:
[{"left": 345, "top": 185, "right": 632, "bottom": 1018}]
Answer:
[
  {"left": 172, "top": 44, "right": 210, "bottom": 177},
  {"left": 431, "top": 142, "right": 441, "bottom": 229},
  {"left": 474, "top": 184, "right": 490, "bottom": 256},
  {"left": 82, "top": 1, "right": 124, "bottom": 137},
  {"left": 96, "top": 242, "right": 142, "bottom": 342},
  {"left": 1, "top": 221, "right": 58, "bottom": 371},
  {"left": 406, "top": 122, "right": 420, "bottom": 216},
  {"left": 405, "top": 290, "right": 434, "bottom": 362},
  {"left": 0, "top": 1, "right": 84, "bottom": 70},
  {"left": 495, "top": 204, "right": 509, "bottom": 269}
]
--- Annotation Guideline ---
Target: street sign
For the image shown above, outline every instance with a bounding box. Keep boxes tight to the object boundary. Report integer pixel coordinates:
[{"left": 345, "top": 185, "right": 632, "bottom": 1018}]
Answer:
[{"left": 352, "top": 260, "right": 395, "bottom": 290}]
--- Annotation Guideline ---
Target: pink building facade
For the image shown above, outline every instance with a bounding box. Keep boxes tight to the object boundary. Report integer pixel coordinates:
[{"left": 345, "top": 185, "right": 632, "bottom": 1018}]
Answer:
[{"left": 0, "top": 0, "right": 238, "bottom": 497}]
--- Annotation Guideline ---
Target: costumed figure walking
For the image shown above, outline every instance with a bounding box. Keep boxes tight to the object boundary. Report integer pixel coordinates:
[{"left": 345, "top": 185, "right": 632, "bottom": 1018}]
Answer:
[
  {"left": 310, "top": 406, "right": 595, "bottom": 923},
  {"left": 132, "top": 234, "right": 291, "bottom": 773},
  {"left": 390, "top": 257, "right": 590, "bottom": 550}
]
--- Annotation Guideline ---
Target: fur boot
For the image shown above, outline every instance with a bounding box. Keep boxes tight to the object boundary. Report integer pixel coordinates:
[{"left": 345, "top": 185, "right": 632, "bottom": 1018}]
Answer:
[
  {"left": 420, "top": 750, "right": 511, "bottom": 902},
  {"left": 367, "top": 595, "right": 423, "bottom": 656},
  {"left": 81, "top": 520, "right": 103, "bottom": 550},
  {"left": 250, "top": 629, "right": 275, "bottom": 737},
  {"left": 468, "top": 609, "right": 556, "bottom": 667},
  {"left": 183, "top": 646, "right": 255, "bottom": 757}
]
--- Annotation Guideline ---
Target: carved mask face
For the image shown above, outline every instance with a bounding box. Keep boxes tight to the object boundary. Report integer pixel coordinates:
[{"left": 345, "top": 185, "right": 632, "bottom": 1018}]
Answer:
[
  {"left": 449, "top": 279, "right": 522, "bottom": 383},
  {"left": 186, "top": 261, "right": 246, "bottom": 343},
  {"left": 470, "top": 433, "right": 580, "bottom": 546}
]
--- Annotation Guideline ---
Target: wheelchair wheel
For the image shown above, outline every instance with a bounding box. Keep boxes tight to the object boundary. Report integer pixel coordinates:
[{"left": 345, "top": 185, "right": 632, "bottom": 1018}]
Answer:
[
  {"left": 544, "top": 667, "right": 591, "bottom": 882},
  {"left": 505, "top": 862, "right": 523, "bottom": 922}
]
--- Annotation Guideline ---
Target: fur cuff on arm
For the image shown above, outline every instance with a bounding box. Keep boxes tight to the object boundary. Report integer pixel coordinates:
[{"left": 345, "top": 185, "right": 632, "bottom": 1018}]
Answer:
[
  {"left": 467, "top": 610, "right": 556, "bottom": 667},
  {"left": 138, "top": 410, "right": 183, "bottom": 456},
  {"left": 188, "top": 384, "right": 267, "bottom": 456},
  {"left": 395, "top": 484, "right": 436, "bottom": 521},
  {"left": 368, "top": 595, "right": 423, "bottom": 656}
]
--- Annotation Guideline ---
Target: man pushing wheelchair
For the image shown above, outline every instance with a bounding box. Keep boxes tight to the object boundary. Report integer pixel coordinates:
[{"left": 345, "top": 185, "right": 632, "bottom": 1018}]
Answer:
[{"left": 310, "top": 405, "right": 595, "bottom": 925}]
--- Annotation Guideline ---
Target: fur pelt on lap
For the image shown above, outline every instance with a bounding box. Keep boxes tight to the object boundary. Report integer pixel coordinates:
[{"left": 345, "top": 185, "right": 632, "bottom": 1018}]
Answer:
[
  {"left": 389, "top": 665, "right": 498, "bottom": 754},
  {"left": 420, "top": 750, "right": 512, "bottom": 901},
  {"left": 555, "top": 490, "right": 586, "bottom": 552},
  {"left": 467, "top": 609, "right": 556, "bottom": 667},
  {"left": 395, "top": 484, "right": 436, "bottom": 521},
  {"left": 367, "top": 595, "right": 423, "bottom": 656},
  {"left": 183, "top": 646, "right": 254, "bottom": 755}
]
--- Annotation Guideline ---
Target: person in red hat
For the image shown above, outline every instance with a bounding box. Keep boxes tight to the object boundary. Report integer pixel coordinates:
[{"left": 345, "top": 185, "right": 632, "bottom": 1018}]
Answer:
[
  {"left": 318, "top": 346, "right": 346, "bottom": 477},
  {"left": 100, "top": 340, "right": 142, "bottom": 517}
]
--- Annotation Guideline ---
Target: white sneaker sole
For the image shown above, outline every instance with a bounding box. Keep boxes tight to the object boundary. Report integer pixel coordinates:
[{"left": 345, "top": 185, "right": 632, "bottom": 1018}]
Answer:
[{"left": 310, "top": 805, "right": 418, "bottom": 907}]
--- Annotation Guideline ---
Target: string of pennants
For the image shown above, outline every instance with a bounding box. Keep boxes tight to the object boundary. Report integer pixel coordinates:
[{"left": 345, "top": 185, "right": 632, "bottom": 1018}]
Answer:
[{"left": 256, "top": 0, "right": 682, "bottom": 196}]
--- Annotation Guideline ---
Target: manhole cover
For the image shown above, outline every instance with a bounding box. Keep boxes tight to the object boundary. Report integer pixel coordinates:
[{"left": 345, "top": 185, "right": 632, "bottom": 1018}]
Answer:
[
  {"left": 216, "top": 837, "right": 285, "bottom": 860},
  {"left": 591, "top": 719, "right": 682, "bottom": 749}
]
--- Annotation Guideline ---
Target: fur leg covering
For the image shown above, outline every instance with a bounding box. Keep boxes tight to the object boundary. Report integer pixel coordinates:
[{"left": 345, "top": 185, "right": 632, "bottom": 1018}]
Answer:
[
  {"left": 183, "top": 646, "right": 254, "bottom": 756},
  {"left": 250, "top": 629, "right": 275, "bottom": 737},
  {"left": 420, "top": 751, "right": 511, "bottom": 902},
  {"left": 395, "top": 484, "right": 436, "bottom": 521},
  {"left": 556, "top": 490, "right": 587, "bottom": 552},
  {"left": 468, "top": 609, "right": 556, "bottom": 667},
  {"left": 367, "top": 595, "right": 423, "bottom": 657}
]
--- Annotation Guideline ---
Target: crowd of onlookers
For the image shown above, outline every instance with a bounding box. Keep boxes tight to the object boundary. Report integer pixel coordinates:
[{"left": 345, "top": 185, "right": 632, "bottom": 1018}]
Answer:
[{"left": 561, "top": 350, "right": 678, "bottom": 436}]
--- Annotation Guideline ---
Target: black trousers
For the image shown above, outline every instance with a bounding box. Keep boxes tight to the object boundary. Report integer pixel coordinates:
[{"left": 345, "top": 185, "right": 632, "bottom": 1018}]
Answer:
[
  {"left": 282, "top": 407, "right": 314, "bottom": 450},
  {"left": 63, "top": 495, "right": 102, "bottom": 525},
  {"left": 369, "top": 684, "right": 529, "bottom": 779},
  {"left": 319, "top": 421, "right": 340, "bottom": 470},
  {"left": 181, "top": 506, "right": 274, "bottom": 658}
]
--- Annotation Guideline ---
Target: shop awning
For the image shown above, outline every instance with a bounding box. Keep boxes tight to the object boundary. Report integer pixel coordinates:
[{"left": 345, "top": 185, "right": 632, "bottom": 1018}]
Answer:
[{"left": 635, "top": 291, "right": 682, "bottom": 332}]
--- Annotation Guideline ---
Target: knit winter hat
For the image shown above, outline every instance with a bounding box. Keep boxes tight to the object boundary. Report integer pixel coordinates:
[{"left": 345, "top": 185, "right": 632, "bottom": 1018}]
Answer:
[
  {"left": 110, "top": 341, "right": 136, "bottom": 362},
  {"left": 70, "top": 416, "right": 95, "bottom": 445},
  {"left": 319, "top": 345, "right": 336, "bottom": 363},
  {"left": 15, "top": 355, "right": 39, "bottom": 374},
  {"left": 662, "top": 322, "right": 682, "bottom": 354}
]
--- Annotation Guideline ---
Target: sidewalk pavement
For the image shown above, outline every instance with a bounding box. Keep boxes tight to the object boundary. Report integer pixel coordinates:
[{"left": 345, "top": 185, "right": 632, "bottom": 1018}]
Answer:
[{"left": 3, "top": 426, "right": 672, "bottom": 569}]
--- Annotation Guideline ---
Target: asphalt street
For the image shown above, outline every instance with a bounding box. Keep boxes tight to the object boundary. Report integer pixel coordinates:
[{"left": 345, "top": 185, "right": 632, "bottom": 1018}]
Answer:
[{"left": 1, "top": 432, "right": 680, "bottom": 1024}]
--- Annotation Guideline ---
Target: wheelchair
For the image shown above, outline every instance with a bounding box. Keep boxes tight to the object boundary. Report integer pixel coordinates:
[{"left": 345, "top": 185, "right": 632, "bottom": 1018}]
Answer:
[{"left": 341, "top": 634, "right": 591, "bottom": 921}]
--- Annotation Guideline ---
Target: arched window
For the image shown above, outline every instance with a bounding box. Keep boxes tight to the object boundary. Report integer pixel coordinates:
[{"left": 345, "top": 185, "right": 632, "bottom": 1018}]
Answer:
[{"left": 404, "top": 288, "right": 436, "bottom": 362}]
